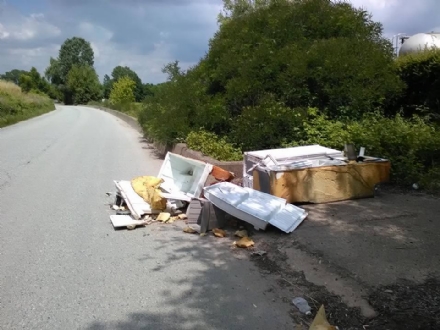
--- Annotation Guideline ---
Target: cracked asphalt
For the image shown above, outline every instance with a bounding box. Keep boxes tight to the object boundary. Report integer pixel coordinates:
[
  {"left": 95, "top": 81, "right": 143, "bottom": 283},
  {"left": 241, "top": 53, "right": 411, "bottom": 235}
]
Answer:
[{"left": 0, "top": 106, "right": 295, "bottom": 330}]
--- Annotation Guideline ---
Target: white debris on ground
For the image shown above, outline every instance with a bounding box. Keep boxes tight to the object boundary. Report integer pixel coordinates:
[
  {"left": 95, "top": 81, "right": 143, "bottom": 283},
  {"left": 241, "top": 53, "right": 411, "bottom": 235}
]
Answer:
[{"left": 109, "top": 151, "right": 309, "bottom": 233}]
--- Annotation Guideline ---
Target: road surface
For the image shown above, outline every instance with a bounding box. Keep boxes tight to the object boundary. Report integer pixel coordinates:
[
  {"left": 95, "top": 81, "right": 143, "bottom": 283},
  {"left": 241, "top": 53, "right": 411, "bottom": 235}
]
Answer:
[{"left": 0, "top": 106, "right": 293, "bottom": 330}]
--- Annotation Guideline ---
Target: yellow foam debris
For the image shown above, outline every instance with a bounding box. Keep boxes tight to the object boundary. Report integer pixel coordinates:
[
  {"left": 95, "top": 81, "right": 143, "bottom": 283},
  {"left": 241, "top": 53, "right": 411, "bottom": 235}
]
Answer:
[{"left": 131, "top": 176, "right": 167, "bottom": 210}]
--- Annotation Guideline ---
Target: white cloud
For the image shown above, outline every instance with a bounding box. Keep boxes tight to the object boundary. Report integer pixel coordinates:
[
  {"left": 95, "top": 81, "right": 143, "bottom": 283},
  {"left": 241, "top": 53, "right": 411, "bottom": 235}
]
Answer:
[
  {"left": 349, "top": 0, "right": 440, "bottom": 37},
  {"left": 2, "top": 44, "right": 59, "bottom": 70},
  {"left": 0, "top": 6, "right": 60, "bottom": 41},
  {"left": 0, "top": 0, "right": 220, "bottom": 82},
  {"left": 91, "top": 38, "right": 196, "bottom": 83},
  {"left": 0, "top": 23, "right": 10, "bottom": 39}
]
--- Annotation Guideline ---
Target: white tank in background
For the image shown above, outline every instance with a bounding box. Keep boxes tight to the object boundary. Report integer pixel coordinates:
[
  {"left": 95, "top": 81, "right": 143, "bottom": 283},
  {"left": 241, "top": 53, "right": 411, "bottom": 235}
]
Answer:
[{"left": 399, "top": 32, "right": 440, "bottom": 56}]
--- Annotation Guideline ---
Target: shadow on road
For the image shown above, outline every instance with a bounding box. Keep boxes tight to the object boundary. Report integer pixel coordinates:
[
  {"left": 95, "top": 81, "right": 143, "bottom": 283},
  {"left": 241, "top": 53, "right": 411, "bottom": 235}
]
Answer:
[{"left": 86, "top": 226, "right": 293, "bottom": 330}]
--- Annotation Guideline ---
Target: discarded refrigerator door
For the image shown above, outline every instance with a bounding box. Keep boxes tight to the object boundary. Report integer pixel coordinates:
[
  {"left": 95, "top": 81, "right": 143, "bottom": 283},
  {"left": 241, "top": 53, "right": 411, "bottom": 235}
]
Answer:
[{"left": 157, "top": 152, "right": 213, "bottom": 199}]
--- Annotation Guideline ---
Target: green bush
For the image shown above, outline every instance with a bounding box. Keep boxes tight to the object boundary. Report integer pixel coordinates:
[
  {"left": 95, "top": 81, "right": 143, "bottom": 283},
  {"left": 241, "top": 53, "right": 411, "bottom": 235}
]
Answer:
[
  {"left": 139, "top": 0, "right": 401, "bottom": 146},
  {"left": 0, "top": 80, "right": 55, "bottom": 128},
  {"left": 231, "top": 96, "right": 304, "bottom": 151},
  {"left": 67, "top": 64, "right": 102, "bottom": 105},
  {"left": 138, "top": 65, "right": 213, "bottom": 145},
  {"left": 288, "top": 109, "right": 440, "bottom": 189},
  {"left": 282, "top": 108, "right": 351, "bottom": 149},
  {"left": 186, "top": 130, "right": 242, "bottom": 161},
  {"left": 109, "top": 77, "right": 136, "bottom": 105},
  {"left": 205, "top": 0, "right": 401, "bottom": 120},
  {"left": 394, "top": 49, "right": 440, "bottom": 120}
]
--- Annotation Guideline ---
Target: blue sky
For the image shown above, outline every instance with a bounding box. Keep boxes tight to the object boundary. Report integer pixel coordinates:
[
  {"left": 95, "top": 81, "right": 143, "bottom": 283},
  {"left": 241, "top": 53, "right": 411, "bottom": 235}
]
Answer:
[{"left": 1, "top": 0, "right": 439, "bottom": 84}]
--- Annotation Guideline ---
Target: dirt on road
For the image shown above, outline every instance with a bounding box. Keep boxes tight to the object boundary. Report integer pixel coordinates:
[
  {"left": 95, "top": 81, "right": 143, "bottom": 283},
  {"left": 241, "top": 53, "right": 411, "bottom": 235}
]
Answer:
[{"left": 242, "top": 187, "right": 440, "bottom": 329}]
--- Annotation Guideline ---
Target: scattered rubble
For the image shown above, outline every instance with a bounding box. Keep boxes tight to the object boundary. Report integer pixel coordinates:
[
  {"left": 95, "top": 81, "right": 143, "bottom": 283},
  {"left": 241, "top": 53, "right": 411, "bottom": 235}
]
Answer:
[
  {"left": 110, "top": 215, "right": 147, "bottom": 229},
  {"left": 116, "top": 209, "right": 131, "bottom": 215},
  {"left": 212, "top": 228, "right": 227, "bottom": 238},
  {"left": 235, "top": 237, "right": 255, "bottom": 248},
  {"left": 106, "top": 145, "right": 394, "bottom": 325},
  {"left": 234, "top": 230, "right": 248, "bottom": 238},
  {"left": 108, "top": 144, "right": 388, "bottom": 231},
  {"left": 183, "top": 226, "right": 197, "bottom": 234},
  {"left": 251, "top": 250, "right": 267, "bottom": 257},
  {"left": 292, "top": 297, "right": 312, "bottom": 315},
  {"left": 156, "top": 212, "right": 171, "bottom": 223}
]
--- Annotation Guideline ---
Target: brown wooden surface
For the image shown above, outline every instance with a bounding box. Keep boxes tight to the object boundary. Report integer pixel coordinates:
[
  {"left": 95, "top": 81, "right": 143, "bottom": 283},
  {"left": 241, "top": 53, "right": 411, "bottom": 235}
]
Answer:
[{"left": 253, "top": 161, "right": 391, "bottom": 204}]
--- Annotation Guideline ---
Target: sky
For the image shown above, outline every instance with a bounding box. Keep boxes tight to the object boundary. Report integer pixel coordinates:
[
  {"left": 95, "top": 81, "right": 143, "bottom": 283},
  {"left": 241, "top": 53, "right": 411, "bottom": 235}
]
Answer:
[{"left": 0, "top": 0, "right": 439, "bottom": 84}]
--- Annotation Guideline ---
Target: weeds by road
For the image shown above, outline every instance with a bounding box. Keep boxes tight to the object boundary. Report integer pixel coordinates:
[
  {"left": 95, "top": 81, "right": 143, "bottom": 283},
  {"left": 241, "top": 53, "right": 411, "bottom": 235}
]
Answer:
[{"left": 0, "top": 80, "right": 55, "bottom": 128}]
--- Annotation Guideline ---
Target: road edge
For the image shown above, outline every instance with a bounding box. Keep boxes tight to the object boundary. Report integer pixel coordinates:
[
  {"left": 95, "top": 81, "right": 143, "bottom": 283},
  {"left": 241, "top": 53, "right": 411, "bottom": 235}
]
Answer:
[{"left": 87, "top": 105, "right": 142, "bottom": 133}]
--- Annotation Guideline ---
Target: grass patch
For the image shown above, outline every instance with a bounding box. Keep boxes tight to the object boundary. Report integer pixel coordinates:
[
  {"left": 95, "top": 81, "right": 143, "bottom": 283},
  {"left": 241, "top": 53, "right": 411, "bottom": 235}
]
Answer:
[
  {"left": 186, "top": 130, "right": 242, "bottom": 161},
  {"left": 0, "top": 80, "right": 55, "bottom": 128}
]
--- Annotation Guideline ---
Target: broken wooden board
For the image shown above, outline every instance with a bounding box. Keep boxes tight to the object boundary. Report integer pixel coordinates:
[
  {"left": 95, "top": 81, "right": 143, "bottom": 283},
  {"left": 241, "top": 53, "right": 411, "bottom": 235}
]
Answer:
[
  {"left": 114, "top": 180, "right": 162, "bottom": 219},
  {"left": 110, "top": 215, "right": 146, "bottom": 229},
  {"left": 211, "top": 165, "right": 235, "bottom": 181}
]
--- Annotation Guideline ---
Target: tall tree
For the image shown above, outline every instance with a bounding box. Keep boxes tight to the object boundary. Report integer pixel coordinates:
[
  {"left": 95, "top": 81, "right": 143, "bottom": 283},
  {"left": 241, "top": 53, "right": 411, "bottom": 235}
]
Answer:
[
  {"left": 111, "top": 66, "right": 144, "bottom": 102},
  {"left": 45, "top": 57, "right": 63, "bottom": 86},
  {"left": 162, "top": 61, "right": 182, "bottom": 83},
  {"left": 102, "top": 74, "right": 113, "bottom": 99},
  {"left": 218, "top": 0, "right": 271, "bottom": 23},
  {"left": 66, "top": 65, "right": 102, "bottom": 105},
  {"left": 58, "top": 37, "right": 94, "bottom": 83},
  {"left": 45, "top": 37, "right": 95, "bottom": 104},
  {"left": 143, "top": 83, "right": 155, "bottom": 98}
]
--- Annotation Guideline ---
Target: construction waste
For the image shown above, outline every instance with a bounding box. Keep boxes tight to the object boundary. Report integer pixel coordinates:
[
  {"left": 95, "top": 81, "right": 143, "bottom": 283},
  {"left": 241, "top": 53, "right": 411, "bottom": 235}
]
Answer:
[
  {"left": 110, "top": 143, "right": 389, "bottom": 233},
  {"left": 110, "top": 152, "right": 309, "bottom": 234},
  {"left": 106, "top": 146, "right": 363, "bottom": 330}
]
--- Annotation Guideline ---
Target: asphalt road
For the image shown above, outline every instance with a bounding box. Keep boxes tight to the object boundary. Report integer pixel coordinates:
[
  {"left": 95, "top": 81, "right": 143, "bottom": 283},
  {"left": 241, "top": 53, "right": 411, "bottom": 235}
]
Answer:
[{"left": 0, "top": 106, "right": 294, "bottom": 330}]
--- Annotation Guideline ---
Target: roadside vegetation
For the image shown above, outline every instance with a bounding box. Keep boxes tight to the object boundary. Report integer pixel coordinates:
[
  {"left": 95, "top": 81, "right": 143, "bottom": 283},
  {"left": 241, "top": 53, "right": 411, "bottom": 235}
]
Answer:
[
  {"left": 136, "top": 0, "right": 440, "bottom": 190},
  {"left": 0, "top": 80, "right": 55, "bottom": 128},
  {"left": 1, "top": 0, "right": 439, "bottom": 190}
]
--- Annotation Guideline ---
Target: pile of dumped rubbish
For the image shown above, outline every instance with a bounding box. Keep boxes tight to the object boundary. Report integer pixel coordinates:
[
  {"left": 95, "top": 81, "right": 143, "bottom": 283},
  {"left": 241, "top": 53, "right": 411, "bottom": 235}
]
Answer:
[
  {"left": 109, "top": 143, "right": 390, "bottom": 235},
  {"left": 107, "top": 144, "right": 390, "bottom": 329},
  {"left": 109, "top": 151, "right": 309, "bottom": 234}
]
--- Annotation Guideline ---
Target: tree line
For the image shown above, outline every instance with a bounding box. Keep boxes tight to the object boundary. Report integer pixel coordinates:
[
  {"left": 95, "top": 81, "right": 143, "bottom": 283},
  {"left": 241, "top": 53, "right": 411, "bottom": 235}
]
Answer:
[{"left": 1, "top": 37, "right": 154, "bottom": 106}]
